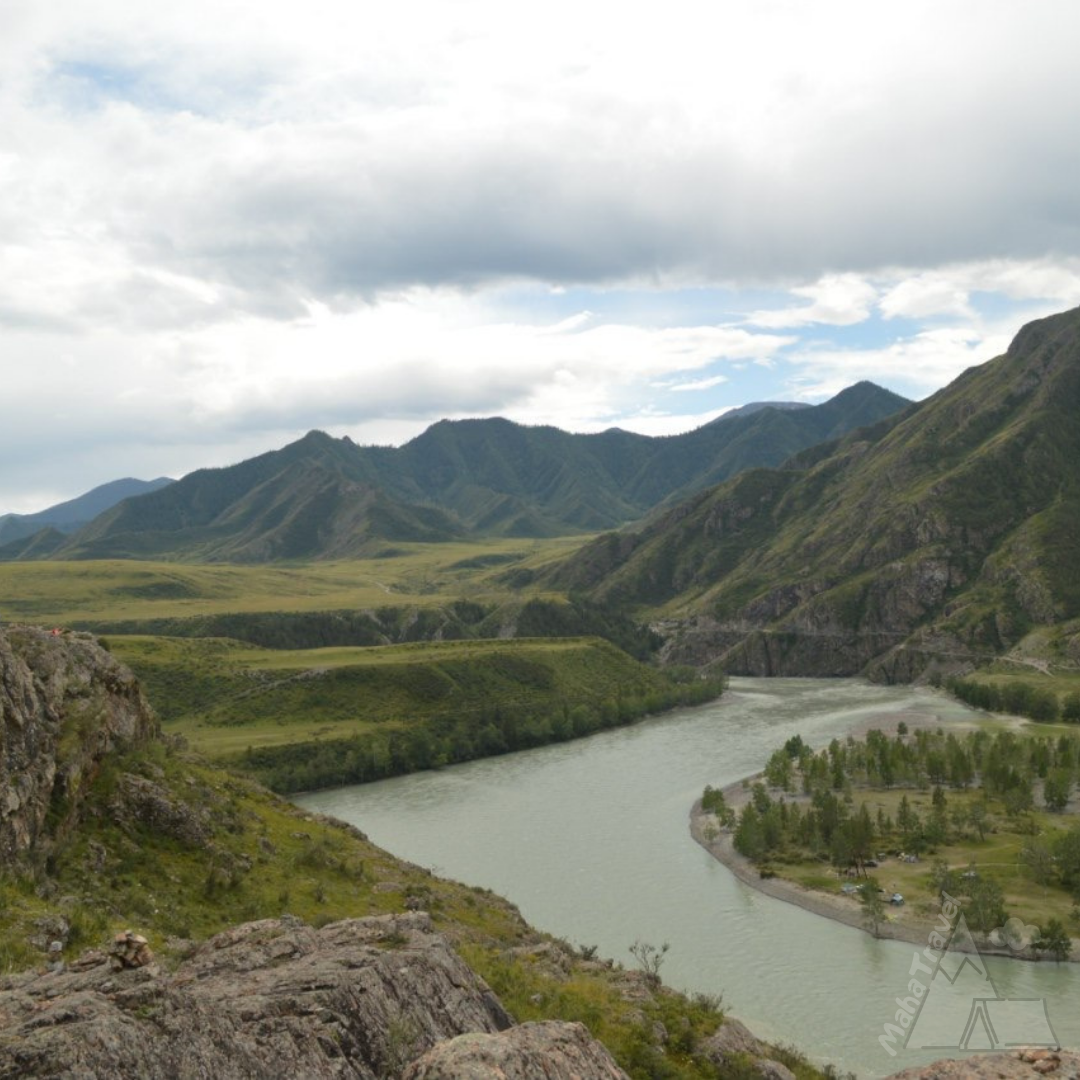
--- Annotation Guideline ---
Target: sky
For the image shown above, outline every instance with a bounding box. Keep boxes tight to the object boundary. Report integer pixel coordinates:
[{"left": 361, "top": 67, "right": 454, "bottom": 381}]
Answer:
[{"left": 4, "top": 1, "right": 1080, "bottom": 513}]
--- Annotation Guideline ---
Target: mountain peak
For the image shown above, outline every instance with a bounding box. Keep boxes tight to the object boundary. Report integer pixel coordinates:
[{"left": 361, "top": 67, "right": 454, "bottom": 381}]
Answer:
[{"left": 294, "top": 429, "right": 337, "bottom": 446}]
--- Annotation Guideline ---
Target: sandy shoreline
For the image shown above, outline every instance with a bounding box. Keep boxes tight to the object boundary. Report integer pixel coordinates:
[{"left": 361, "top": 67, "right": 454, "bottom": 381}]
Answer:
[{"left": 689, "top": 777, "right": 1072, "bottom": 963}]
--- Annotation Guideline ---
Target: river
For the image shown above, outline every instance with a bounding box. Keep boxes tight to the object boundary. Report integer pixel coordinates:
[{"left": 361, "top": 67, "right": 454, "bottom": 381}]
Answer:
[{"left": 296, "top": 677, "right": 1078, "bottom": 1078}]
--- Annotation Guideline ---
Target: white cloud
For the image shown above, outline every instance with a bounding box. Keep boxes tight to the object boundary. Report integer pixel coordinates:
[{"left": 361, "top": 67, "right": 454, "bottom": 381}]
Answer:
[
  {"left": 3, "top": 4, "right": 1080, "bottom": 332},
  {"left": 748, "top": 275, "right": 878, "bottom": 329},
  {"left": 879, "top": 258, "right": 1080, "bottom": 320},
  {"left": 879, "top": 276, "right": 974, "bottom": 321},
  {"left": 786, "top": 323, "right": 1015, "bottom": 401},
  {"left": 175, "top": 302, "right": 792, "bottom": 427},
  {"left": 4, "top": 2, "right": 1080, "bottom": 508},
  {"left": 668, "top": 374, "right": 729, "bottom": 392},
  {"left": 585, "top": 408, "right": 734, "bottom": 438}
]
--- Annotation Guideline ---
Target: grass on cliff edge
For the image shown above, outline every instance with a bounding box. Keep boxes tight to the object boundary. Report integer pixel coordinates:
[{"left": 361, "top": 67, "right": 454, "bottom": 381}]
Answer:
[{"left": 0, "top": 739, "right": 831, "bottom": 1080}]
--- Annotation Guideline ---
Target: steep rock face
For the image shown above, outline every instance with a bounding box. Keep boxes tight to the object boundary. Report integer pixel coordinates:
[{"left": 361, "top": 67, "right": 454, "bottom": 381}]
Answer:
[
  {"left": 402, "top": 1021, "right": 630, "bottom": 1079},
  {"left": 0, "top": 626, "right": 157, "bottom": 862},
  {"left": 0, "top": 913, "right": 517, "bottom": 1079}
]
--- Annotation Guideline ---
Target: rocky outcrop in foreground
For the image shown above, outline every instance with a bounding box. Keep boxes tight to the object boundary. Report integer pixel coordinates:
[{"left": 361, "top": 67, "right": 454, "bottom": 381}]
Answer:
[
  {"left": 0, "top": 626, "right": 157, "bottom": 862},
  {"left": 0, "top": 911, "right": 630, "bottom": 1079},
  {"left": 402, "top": 1021, "right": 629, "bottom": 1079},
  {"left": 886, "top": 1048, "right": 1080, "bottom": 1079}
]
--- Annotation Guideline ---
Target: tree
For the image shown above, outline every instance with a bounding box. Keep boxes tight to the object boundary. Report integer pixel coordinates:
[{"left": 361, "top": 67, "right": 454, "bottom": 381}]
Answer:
[
  {"left": 1043, "top": 768, "right": 1072, "bottom": 813},
  {"left": 849, "top": 803, "right": 876, "bottom": 874},
  {"left": 734, "top": 805, "right": 765, "bottom": 859},
  {"left": 860, "top": 877, "right": 887, "bottom": 938},
  {"left": 764, "top": 749, "right": 794, "bottom": 792},
  {"left": 1052, "top": 825, "right": 1080, "bottom": 894},
  {"left": 897, "top": 794, "right": 916, "bottom": 836},
  {"left": 783, "top": 734, "right": 806, "bottom": 758},
  {"left": 1034, "top": 918, "right": 1072, "bottom": 962},
  {"left": 928, "top": 859, "right": 959, "bottom": 900},
  {"left": 1003, "top": 783, "right": 1034, "bottom": 818},
  {"left": 701, "top": 785, "right": 736, "bottom": 828},
  {"left": 629, "top": 939, "right": 669, "bottom": 987},
  {"left": 1063, "top": 692, "right": 1080, "bottom": 724},
  {"left": 967, "top": 800, "right": 990, "bottom": 842},
  {"left": 1022, "top": 837, "right": 1055, "bottom": 887},
  {"left": 966, "top": 877, "right": 1007, "bottom": 934}
]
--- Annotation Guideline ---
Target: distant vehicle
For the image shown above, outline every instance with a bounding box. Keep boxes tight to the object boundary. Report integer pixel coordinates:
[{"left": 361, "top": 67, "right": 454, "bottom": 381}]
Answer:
[{"left": 890, "top": 893, "right": 905, "bottom": 905}]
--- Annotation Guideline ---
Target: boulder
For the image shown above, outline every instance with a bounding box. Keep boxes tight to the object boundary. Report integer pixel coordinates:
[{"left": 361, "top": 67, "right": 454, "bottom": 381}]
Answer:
[
  {"left": 700, "top": 1017, "right": 796, "bottom": 1079},
  {"left": 402, "top": 1020, "right": 629, "bottom": 1079},
  {"left": 886, "top": 1049, "right": 1080, "bottom": 1078}
]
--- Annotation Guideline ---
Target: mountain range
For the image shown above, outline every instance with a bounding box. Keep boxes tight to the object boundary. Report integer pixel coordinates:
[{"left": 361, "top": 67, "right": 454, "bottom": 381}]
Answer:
[
  {"left": 552, "top": 305, "right": 1080, "bottom": 679},
  {"left": 0, "top": 477, "right": 173, "bottom": 548},
  {"left": 4, "top": 307, "right": 1079, "bottom": 683},
  {"left": 0, "top": 382, "right": 908, "bottom": 562}
]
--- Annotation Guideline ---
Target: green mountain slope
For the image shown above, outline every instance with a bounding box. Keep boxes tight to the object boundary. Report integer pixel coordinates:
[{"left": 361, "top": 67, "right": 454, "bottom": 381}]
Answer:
[
  {"left": 553, "top": 306, "right": 1080, "bottom": 679},
  {"left": 13, "top": 383, "right": 907, "bottom": 562},
  {"left": 387, "top": 382, "right": 909, "bottom": 529},
  {"left": 54, "top": 434, "right": 462, "bottom": 561}
]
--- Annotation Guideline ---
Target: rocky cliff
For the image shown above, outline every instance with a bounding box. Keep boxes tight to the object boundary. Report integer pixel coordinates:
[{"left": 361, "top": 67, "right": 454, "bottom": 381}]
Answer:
[
  {"left": 0, "top": 912, "right": 632, "bottom": 1079},
  {"left": 0, "top": 626, "right": 157, "bottom": 863}
]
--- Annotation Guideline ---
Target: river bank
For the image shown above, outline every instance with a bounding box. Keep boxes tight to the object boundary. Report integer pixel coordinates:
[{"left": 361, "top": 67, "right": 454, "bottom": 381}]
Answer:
[{"left": 689, "top": 778, "right": 1075, "bottom": 964}]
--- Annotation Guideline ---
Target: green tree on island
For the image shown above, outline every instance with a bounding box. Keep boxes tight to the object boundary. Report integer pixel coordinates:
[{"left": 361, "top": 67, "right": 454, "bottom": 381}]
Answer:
[{"left": 860, "top": 877, "right": 887, "bottom": 938}]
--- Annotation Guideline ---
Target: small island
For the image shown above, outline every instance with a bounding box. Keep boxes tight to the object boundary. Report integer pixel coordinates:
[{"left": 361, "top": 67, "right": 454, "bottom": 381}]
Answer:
[{"left": 693, "top": 720, "right": 1080, "bottom": 961}]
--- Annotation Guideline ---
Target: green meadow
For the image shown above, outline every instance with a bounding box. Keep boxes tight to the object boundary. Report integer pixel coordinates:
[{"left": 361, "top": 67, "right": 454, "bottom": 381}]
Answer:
[{"left": 0, "top": 537, "right": 583, "bottom": 625}]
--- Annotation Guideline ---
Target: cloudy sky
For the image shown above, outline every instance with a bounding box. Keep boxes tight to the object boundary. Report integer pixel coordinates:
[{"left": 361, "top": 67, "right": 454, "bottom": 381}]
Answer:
[{"left": 3, "top": 1, "right": 1080, "bottom": 513}]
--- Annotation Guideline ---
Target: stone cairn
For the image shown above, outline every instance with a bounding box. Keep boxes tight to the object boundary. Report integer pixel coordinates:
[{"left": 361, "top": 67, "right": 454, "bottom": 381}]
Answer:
[{"left": 109, "top": 930, "right": 153, "bottom": 970}]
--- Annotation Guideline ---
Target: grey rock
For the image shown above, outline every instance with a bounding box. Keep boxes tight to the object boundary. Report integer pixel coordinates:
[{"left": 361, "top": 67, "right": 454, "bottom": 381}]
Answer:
[
  {"left": 401, "top": 1020, "right": 630, "bottom": 1080},
  {"left": 0, "top": 913, "right": 513, "bottom": 1079},
  {"left": 700, "top": 1016, "right": 767, "bottom": 1064},
  {"left": 0, "top": 625, "right": 157, "bottom": 863},
  {"left": 755, "top": 1062, "right": 797, "bottom": 1080},
  {"left": 109, "top": 773, "right": 210, "bottom": 846},
  {"left": 886, "top": 1048, "right": 1080, "bottom": 1079},
  {"left": 700, "top": 1018, "right": 797, "bottom": 1079}
]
